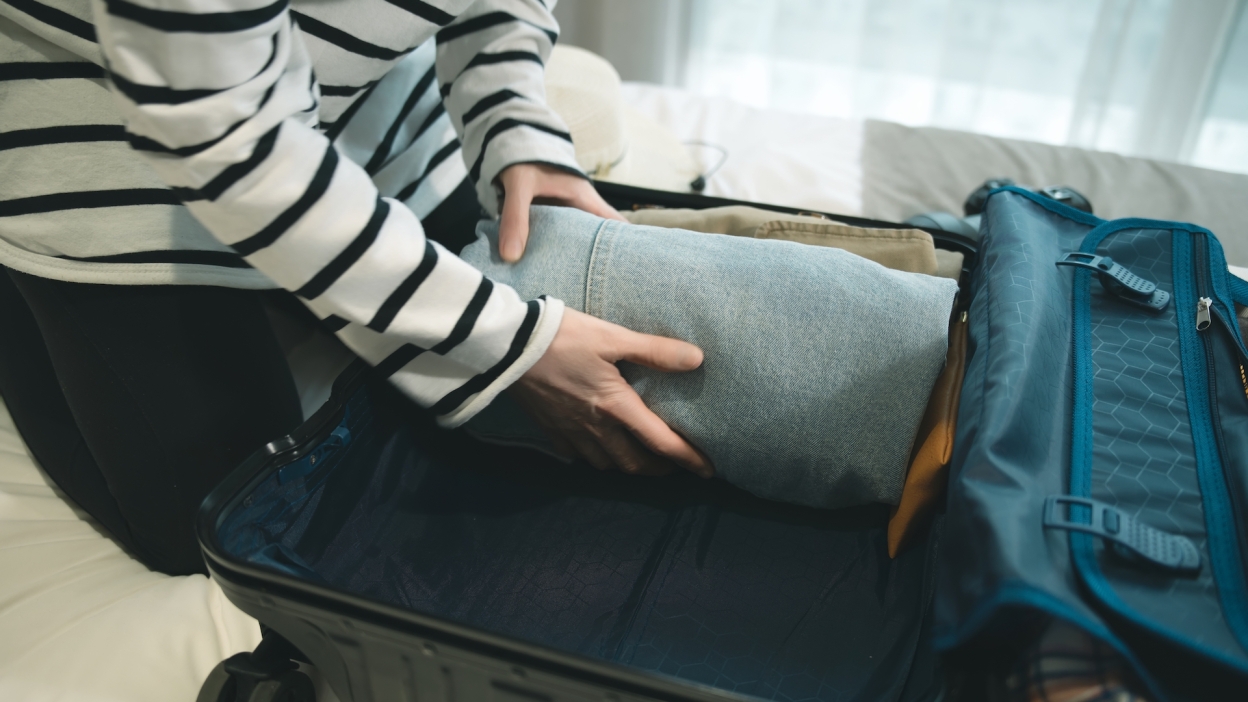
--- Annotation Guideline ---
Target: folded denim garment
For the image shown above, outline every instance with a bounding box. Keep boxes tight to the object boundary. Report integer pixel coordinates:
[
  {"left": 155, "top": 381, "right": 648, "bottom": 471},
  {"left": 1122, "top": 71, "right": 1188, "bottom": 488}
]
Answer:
[{"left": 461, "top": 206, "right": 959, "bottom": 509}]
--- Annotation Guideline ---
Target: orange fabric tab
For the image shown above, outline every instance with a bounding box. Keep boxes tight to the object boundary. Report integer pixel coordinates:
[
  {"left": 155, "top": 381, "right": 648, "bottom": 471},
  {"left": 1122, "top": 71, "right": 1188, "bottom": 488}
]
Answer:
[{"left": 888, "top": 312, "right": 968, "bottom": 557}]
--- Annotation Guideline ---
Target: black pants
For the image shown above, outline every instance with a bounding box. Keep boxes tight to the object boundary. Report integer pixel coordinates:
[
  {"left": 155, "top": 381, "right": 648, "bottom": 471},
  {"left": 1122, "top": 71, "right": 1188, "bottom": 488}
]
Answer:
[{"left": 0, "top": 179, "right": 482, "bottom": 575}]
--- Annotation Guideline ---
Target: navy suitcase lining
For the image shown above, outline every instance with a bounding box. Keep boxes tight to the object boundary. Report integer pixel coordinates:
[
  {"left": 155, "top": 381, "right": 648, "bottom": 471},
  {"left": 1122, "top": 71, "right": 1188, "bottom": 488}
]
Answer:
[{"left": 211, "top": 372, "right": 943, "bottom": 702}]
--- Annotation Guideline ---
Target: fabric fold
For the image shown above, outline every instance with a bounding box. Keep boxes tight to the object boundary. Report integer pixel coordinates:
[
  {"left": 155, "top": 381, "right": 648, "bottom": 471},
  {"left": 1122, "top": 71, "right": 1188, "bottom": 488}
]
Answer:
[{"left": 461, "top": 206, "right": 958, "bottom": 510}]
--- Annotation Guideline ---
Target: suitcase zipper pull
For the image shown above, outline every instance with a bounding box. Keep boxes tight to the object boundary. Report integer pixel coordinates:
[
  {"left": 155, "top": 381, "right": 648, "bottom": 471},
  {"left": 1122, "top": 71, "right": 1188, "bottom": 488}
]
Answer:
[{"left": 1197, "top": 297, "right": 1212, "bottom": 331}]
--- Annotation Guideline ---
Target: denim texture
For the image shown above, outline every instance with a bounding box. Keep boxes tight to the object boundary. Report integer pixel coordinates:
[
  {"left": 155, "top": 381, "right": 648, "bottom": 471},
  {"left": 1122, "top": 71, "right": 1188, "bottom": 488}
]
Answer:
[{"left": 461, "top": 206, "right": 958, "bottom": 508}]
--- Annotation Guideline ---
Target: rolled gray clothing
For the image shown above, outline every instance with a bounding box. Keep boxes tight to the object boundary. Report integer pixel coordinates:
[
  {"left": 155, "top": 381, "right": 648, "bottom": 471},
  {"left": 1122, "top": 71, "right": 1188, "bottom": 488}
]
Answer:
[{"left": 460, "top": 206, "right": 958, "bottom": 509}]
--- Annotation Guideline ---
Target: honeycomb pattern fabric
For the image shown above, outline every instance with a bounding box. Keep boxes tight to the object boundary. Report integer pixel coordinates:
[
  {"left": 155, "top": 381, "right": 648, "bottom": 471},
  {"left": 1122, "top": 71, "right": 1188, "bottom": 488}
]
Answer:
[
  {"left": 1088, "top": 228, "right": 1233, "bottom": 651},
  {"left": 219, "top": 380, "right": 940, "bottom": 702}
]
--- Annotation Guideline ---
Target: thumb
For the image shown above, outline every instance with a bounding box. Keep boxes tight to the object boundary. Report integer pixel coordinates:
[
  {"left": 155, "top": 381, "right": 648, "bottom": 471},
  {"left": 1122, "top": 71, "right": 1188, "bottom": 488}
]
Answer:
[
  {"left": 615, "top": 329, "right": 704, "bottom": 372},
  {"left": 498, "top": 178, "right": 532, "bottom": 262}
]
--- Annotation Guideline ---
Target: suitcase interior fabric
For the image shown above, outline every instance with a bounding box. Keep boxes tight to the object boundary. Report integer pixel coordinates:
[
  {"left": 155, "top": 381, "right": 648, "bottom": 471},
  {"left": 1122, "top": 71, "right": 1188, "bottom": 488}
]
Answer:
[{"left": 211, "top": 373, "right": 943, "bottom": 702}]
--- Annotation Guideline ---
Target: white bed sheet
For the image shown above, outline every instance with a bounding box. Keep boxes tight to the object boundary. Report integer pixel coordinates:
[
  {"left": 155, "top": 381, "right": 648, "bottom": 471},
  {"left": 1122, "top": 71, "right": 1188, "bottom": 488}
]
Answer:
[
  {"left": 0, "top": 398, "right": 260, "bottom": 702},
  {"left": 619, "top": 83, "right": 865, "bottom": 217}
]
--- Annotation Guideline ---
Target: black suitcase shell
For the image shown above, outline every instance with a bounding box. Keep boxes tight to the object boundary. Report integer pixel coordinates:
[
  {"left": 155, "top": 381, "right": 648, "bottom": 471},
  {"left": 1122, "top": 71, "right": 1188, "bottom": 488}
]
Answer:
[{"left": 197, "top": 183, "right": 977, "bottom": 702}]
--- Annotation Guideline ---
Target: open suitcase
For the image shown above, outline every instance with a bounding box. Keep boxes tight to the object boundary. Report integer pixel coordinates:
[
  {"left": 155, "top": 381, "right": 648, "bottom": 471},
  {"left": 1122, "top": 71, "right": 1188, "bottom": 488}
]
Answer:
[
  {"left": 195, "top": 182, "right": 977, "bottom": 702},
  {"left": 196, "top": 183, "right": 1248, "bottom": 702}
]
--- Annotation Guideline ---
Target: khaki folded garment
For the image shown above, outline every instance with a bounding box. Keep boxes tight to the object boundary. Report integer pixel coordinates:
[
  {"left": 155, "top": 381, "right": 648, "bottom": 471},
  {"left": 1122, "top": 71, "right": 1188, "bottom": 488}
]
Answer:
[{"left": 624, "top": 205, "right": 965, "bottom": 280}]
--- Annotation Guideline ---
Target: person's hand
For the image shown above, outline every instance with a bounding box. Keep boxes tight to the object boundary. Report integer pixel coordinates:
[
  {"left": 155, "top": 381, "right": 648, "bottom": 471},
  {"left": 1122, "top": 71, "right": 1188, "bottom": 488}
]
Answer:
[
  {"left": 509, "top": 309, "right": 714, "bottom": 478},
  {"left": 497, "top": 162, "right": 625, "bottom": 262}
]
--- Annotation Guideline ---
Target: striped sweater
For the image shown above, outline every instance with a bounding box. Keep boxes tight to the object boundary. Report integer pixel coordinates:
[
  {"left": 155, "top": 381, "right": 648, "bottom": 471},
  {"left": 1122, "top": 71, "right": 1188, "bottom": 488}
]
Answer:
[{"left": 0, "top": 0, "right": 584, "bottom": 426}]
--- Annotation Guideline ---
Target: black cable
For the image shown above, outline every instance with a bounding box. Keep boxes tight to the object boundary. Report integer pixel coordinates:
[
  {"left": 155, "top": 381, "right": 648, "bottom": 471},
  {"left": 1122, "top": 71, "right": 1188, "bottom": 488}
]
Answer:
[{"left": 684, "top": 140, "right": 728, "bottom": 192}]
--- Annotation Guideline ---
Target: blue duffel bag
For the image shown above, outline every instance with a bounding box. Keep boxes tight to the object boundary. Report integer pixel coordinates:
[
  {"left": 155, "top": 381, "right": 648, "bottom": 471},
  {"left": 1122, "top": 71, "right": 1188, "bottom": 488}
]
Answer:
[{"left": 936, "top": 187, "right": 1248, "bottom": 699}]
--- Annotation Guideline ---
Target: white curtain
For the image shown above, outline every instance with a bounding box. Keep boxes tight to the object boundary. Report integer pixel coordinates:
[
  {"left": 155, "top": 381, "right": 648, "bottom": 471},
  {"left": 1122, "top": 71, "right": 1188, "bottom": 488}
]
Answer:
[{"left": 556, "top": 0, "right": 1248, "bottom": 174}]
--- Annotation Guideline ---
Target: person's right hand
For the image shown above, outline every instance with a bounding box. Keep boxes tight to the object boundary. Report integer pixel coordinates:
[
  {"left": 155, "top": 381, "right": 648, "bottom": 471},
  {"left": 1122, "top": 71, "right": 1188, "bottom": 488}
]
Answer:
[{"left": 509, "top": 309, "right": 714, "bottom": 478}]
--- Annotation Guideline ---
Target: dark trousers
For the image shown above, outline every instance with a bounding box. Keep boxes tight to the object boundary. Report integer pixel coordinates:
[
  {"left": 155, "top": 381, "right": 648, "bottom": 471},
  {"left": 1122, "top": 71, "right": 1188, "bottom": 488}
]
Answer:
[{"left": 0, "top": 179, "right": 482, "bottom": 575}]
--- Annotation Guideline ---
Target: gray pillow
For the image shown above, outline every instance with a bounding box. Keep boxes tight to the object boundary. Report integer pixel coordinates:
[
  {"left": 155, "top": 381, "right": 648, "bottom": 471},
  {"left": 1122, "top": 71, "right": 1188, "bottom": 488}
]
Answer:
[{"left": 461, "top": 206, "right": 958, "bottom": 510}]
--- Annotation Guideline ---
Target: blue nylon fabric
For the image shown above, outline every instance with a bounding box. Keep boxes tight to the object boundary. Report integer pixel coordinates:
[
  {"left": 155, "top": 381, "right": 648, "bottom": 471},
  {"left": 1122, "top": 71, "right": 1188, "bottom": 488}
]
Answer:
[
  {"left": 1070, "top": 225, "right": 1248, "bottom": 677},
  {"left": 1169, "top": 231, "right": 1248, "bottom": 661},
  {"left": 935, "top": 190, "right": 1098, "bottom": 651},
  {"left": 214, "top": 378, "right": 944, "bottom": 702},
  {"left": 939, "top": 189, "right": 1248, "bottom": 697},
  {"left": 1232, "top": 276, "right": 1248, "bottom": 305}
]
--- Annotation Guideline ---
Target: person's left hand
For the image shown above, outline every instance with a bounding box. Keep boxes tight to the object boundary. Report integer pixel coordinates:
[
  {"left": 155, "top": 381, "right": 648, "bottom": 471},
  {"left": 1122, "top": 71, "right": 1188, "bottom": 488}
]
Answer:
[{"left": 496, "top": 162, "right": 625, "bottom": 262}]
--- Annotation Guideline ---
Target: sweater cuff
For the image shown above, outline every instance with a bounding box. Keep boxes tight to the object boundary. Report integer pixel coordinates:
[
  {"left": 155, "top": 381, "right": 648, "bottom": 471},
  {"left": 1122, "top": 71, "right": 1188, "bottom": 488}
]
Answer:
[
  {"left": 474, "top": 128, "right": 584, "bottom": 215},
  {"left": 436, "top": 296, "right": 565, "bottom": 428}
]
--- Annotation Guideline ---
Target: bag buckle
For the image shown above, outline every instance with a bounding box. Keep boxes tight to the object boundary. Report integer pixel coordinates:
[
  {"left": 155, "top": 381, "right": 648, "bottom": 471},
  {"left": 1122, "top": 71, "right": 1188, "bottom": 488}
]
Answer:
[
  {"left": 1043, "top": 495, "right": 1200, "bottom": 574},
  {"left": 1056, "top": 253, "right": 1171, "bottom": 311}
]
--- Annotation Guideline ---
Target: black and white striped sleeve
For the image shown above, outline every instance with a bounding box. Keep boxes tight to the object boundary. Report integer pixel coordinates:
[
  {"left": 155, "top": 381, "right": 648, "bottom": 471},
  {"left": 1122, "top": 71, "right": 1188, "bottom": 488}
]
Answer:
[
  {"left": 436, "top": 0, "right": 582, "bottom": 214},
  {"left": 89, "top": 0, "right": 564, "bottom": 427}
]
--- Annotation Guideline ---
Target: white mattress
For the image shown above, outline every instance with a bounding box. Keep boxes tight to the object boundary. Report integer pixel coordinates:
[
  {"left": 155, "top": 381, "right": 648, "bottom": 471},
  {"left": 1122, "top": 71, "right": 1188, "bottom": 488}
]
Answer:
[
  {"left": 1, "top": 84, "right": 1245, "bottom": 702},
  {"left": 0, "top": 399, "right": 260, "bottom": 702}
]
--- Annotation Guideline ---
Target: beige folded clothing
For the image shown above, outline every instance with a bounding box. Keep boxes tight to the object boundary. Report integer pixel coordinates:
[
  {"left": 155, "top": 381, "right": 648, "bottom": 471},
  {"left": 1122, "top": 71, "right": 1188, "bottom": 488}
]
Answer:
[{"left": 623, "top": 205, "right": 963, "bottom": 280}]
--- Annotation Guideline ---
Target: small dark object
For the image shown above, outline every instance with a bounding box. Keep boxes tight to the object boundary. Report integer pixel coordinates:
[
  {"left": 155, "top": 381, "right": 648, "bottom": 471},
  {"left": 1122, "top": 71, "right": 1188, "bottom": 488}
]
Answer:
[
  {"left": 197, "top": 629, "right": 315, "bottom": 702},
  {"left": 905, "top": 211, "right": 980, "bottom": 240},
  {"left": 963, "top": 179, "right": 1094, "bottom": 216},
  {"left": 963, "top": 178, "right": 1017, "bottom": 216},
  {"left": 1038, "top": 185, "right": 1093, "bottom": 214}
]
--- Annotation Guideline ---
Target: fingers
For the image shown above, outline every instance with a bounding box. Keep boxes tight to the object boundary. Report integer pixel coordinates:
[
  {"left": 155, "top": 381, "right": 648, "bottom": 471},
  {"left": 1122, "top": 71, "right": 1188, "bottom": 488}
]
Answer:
[
  {"left": 602, "top": 389, "right": 714, "bottom": 478},
  {"left": 569, "top": 187, "right": 627, "bottom": 222},
  {"left": 596, "top": 426, "right": 677, "bottom": 476},
  {"left": 612, "top": 327, "right": 704, "bottom": 372},
  {"left": 498, "top": 172, "right": 533, "bottom": 262},
  {"left": 569, "top": 434, "right": 614, "bottom": 472},
  {"left": 497, "top": 163, "right": 624, "bottom": 263}
]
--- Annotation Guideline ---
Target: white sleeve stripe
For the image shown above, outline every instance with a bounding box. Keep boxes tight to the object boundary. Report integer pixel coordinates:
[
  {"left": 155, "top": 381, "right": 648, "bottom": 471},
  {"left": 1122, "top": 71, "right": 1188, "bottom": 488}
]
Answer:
[
  {"left": 395, "top": 134, "right": 458, "bottom": 200},
  {"left": 290, "top": 9, "right": 410, "bottom": 61},
  {"left": 438, "top": 49, "right": 541, "bottom": 97},
  {"left": 435, "top": 11, "right": 554, "bottom": 45},
  {"left": 292, "top": 196, "right": 388, "bottom": 299},
  {"left": 427, "top": 298, "right": 539, "bottom": 415},
  {"left": 467, "top": 117, "right": 569, "bottom": 182},
  {"left": 362, "top": 63, "right": 436, "bottom": 173},
  {"left": 6, "top": 0, "right": 97, "bottom": 42},
  {"left": 366, "top": 237, "right": 437, "bottom": 332},
  {"left": 231, "top": 140, "right": 336, "bottom": 256},
  {"left": 102, "top": 0, "right": 284, "bottom": 33}
]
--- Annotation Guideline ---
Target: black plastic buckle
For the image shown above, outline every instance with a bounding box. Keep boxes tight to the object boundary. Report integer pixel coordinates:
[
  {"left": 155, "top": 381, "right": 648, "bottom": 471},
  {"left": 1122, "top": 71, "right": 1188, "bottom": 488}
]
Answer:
[
  {"left": 1055, "top": 253, "right": 1170, "bottom": 311},
  {"left": 1044, "top": 495, "right": 1200, "bottom": 574}
]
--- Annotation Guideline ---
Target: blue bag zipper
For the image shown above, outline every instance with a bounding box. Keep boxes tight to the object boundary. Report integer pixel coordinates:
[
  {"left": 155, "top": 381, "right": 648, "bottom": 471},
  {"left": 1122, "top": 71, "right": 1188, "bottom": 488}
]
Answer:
[
  {"left": 1065, "top": 218, "right": 1248, "bottom": 677},
  {"left": 1185, "top": 231, "right": 1248, "bottom": 647}
]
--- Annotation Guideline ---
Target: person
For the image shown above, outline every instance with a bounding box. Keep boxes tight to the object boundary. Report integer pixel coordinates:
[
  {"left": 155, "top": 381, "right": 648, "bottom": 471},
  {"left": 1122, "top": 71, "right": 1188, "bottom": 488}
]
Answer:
[{"left": 0, "top": 0, "right": 710, "bottom": 577}]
